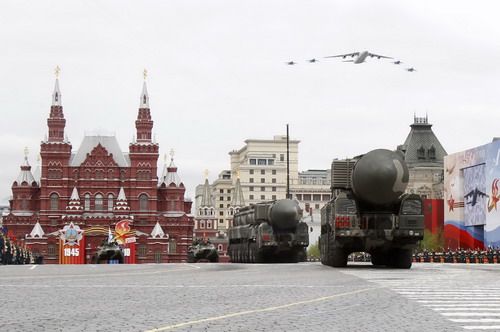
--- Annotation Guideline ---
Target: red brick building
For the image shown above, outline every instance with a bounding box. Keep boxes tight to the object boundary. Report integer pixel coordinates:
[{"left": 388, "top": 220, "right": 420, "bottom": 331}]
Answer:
[{"left": 3, "top": 77, "right": 194, "bottom": 264}]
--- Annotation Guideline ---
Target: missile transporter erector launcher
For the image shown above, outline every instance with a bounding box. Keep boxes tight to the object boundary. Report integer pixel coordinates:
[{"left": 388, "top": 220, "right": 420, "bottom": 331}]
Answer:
[
  {"left": 320, "top": 149, "right": 424, "bottom": 268},
  {"left": 228, "top": 199, "right": 309, "bottom": 263}
]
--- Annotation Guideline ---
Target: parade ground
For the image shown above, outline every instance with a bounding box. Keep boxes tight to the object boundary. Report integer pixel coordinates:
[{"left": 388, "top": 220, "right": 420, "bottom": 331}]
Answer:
[{"left": 2, "top": 262, "right": 500, "bottom": 331}]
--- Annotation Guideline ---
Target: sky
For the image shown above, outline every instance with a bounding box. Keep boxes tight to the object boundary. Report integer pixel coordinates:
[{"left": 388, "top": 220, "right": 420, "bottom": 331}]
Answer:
[{"left": 1, "top": 0, "right": 500, "bottom": 202}]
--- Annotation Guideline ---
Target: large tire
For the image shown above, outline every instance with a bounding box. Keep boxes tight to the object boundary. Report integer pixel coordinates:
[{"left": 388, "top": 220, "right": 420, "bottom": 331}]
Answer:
[
  {"left": 394, "top": 249, "right": 412, "bottom": 269},
  {"left": 331, "top": 247, "right": 348, "bottom": 267}
]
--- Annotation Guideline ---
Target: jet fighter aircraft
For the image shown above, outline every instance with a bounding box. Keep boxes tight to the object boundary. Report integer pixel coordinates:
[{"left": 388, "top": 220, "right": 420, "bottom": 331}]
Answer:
[
  {"left": 324, "top": 50, "right": 393, "bottom": 64},
  {"left": 405, "top": 68, "right": 417, "bottom": 72},
  {"left": 285, "top": 61, "right": 297, "bottom": 65},
  {"left": 392, "top": 60, "right": 403, "bottom": 65},
  {"left": 307, "top": 59, "right": 319, "bottom": 63}
]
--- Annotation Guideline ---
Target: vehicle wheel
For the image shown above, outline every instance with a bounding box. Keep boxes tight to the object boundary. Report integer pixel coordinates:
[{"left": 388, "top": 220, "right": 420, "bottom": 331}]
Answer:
[
  {"left": 371, "top": 253, "right": 385, "bottom": 266},
  {"left": 331, "top": 247, "right": 347, "bottom": 267},
  {"left": 395, "top": 249, "right": 412, "bottom": 269}
]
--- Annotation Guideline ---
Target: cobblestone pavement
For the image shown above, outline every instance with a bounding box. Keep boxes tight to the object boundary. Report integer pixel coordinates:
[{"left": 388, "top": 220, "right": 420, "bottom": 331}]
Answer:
[{"left": 1, "top": 262, "right": 499, "bottom": 331}]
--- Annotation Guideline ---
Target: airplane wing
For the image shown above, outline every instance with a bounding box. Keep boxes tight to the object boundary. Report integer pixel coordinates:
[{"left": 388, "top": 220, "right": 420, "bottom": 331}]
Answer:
[
  {"left": 324, "top": 52, "right": 359, "bottom": 59},
  {"left": 367, "top": 52, "right": 393, "bottom": 59}
]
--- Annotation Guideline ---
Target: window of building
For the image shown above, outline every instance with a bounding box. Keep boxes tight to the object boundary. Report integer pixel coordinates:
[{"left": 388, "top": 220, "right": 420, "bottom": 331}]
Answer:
[
  {"left": 272, "top": 170, "right": 276, "bottom": 175},
  {"left": 249, "top": 178, "right": 254, "bottom": 183},
  {"left": 428, "top": 146, "right": 436, "bottom": 159},
  {"left": 219, "top": 204, "right": 224, "bottom": 208},
  {"left": 280, "top": 154, "right": 284, "bottom": 162},
  {"left": 120, "top": 170, "right": 126, "bottom": 180},
  {"left": 272, "top": 187, "right": 276, "bottom": 192},
  {"left": 249, "top": 159, "right": 256, "bottom": 165},
  {"left": 218, "top": 244, "right": 223, "bottom": 251},
  {"left": 48, "top": 244, "right": 56, "bottom": 258},
  {"left": 219, "top": 196, "right": 224, "bottom": 201},
  {"left": 207, "top": 220, "right": 212, "bottom": 228},
  {"left": 249, "top": 195, "right": 254, "bottom": 200},
  {"left": 296, "top": 194, "right": 302, "bottom": 200},
  {"left": 73, "top": 170, "right": 79, "bottom": 180},
  {"left": 50, "top": 193, "right": 59, "bottom": 210},
  {"left": 219, "top": 219, "right": 224, "bottom": 224},
  {"left": 139, "top": 244, "right": 147, "bottom": 258},
  {"left": 227, "top": 189, "right": 231, "bottom": 193},
  {"left": 95, "top": 194, "right": 103, "bottom": 210},
  {"left": 21, "top": 198, "right": 28, "bottom": 210},
  {"left": 169, "top": 238, "right": 177, "bottom": 254},
  {"left": 154, "top": 250, "right": 162, "bottom": 263},
  {"left": 260, "top": 178, "right": 265, "bottom": 183},
  {"left": 261, "top": 170, "right": 265, "bottom": 175},
  {"left": 108, "top": 194, "right": 114, "bottom": 211},
  {"left": 220, "top": 189, "right": 224, "bottom": 193},
  {"left": 108, "top": 170, "right": 113, "bottom": 179},
  {"left": 261, "top": 187, "right": 265, "bottom": 191},
  {"left": 84, "top": 194, "right": 90, "bottom": 210},
  {"left": 51, "top": 219, "right": 57, "bottom": 226},
  {"left": 260, "top": 195, "right": 265, "bottom": 200},
  {"left": 219, "top": 211, "right": 224, "bottom": 216},
  {"left": 227, "top": 196, "right": 231, "bottom": 201},
  {"left": 258, "top": 159, "right": 266, "bottom": 165},
  {"left": 417, "top": 146, "right": 425, "bottom": 159},
  {"left": 322, "top": 194, "right": 330, "bottom": 201},
  {"left": 303, "top": 194, "right": 311, "bottom": 201},
  {"left": 201, "top": 220, "right": 206, "bottom": 228},
  {"left": 139, "top": 194, "right": 148, "bottom": 211},
  {"left": 313, "top": 194, "right": 321, "bottom": 201},
  {"left": 249, "top": 187, "right": 254, "bottom": 191},
  {"left": 272, "top": 195, "right": 277, "bottom": 200},
  {"left": 272, "top": 178, "right": 276, "bottom": 183},
  {"left": 315, "top": 204, "right": 320, "bottom": 209},
  {"left": 140, "top": 218, "right": 146, "bottom": 225},
  {"left": 249, "top": 170, "right": 254, "bottom": 175},
  {"left": 85, "top": 170, "right": 91, "bottom": 179},
  {"left": 170, "top": 199, "right": 175, "bottom": 211},
  {"left": 227, "top": 204, "right": 230, "bottom": 208},
  {"left": 95, "top": 170, "right": 103, "bottom": 179},
  {"left": 268, "top": 159, "right": 274, "bottom": 165}
]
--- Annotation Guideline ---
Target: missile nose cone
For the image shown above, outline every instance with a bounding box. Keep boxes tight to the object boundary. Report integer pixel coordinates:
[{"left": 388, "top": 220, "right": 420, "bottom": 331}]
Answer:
[{"left": 269, "top": 199, "right": 301, "bottom": 229}]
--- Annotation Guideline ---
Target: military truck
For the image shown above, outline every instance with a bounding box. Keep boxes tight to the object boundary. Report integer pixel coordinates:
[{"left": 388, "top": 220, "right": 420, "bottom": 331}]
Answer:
[
  {"left": 320, "top": 149, "right": 424, "bottom": 268},
  {"left": 96, "top": 241, "right": 123, "bottom": 264},
  {"left": 187, "top": 239, "right": 219, "bottom": 263},
  {"left": 228, "top": 199, "right": 309, "bottom": 263}
]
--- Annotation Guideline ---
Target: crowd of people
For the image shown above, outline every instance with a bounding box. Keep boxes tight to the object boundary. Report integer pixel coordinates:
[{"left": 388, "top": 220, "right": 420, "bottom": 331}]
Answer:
[
  {"left": 0, "top": 232, "right": 37, "bottom": 265},
  {"left": 413, "top": 246, "right": 500, "bottom": 264}
]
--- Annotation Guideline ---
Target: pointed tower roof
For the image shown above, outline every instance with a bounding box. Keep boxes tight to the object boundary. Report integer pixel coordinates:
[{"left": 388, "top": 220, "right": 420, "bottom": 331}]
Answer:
[
  {"left": 150, "top": 221, "right": 165, "bottom": 238},
  {"left": 399, "top": 115, "right": 447, "bottom": 165},
  {"left": 29, "top": 221, "right": 45, "bottom": 238},
  {"left": 66, "top": 187, "right": 83, "bottom": 211},
  {"left": 140, "top": 81, "right": 149, "bottom": 108},
  {"left": 200, "top": 171, "right": 213, "bottom": 207},
  {"left": 114, "top": 187, "right": 130, "bottom": 212},
  {"left": 159, "top": 153, "right": 169, "bottom": 185},
  {"left": 14, "top": 148, "right": 37, "bottom": 187},
  {"left": 52, "top": 77, "right": 61, "bottom": 106},
  {"left": 231, "top": 174, "right": 245, "bottom": 207},
  {"left": 160, "top": 151, "right": 184, "bottom": 187}
]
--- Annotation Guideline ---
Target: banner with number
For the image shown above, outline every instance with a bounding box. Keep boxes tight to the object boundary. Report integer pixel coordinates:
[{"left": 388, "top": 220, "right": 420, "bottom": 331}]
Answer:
[
  {"left": 115, "top": 220, "right": 136, "bottom": 264},
  {"left": 58, "top": 222, "right": 85, "bottom": 264}
]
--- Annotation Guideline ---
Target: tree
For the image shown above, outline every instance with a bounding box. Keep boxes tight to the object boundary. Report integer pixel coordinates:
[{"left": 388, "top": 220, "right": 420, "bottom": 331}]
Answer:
[
  {"left": 307, "top": 241, "right": 320, "bottom": 259},
  {"left": 419, "top": 228, "right": 444, "bottom": 251}
]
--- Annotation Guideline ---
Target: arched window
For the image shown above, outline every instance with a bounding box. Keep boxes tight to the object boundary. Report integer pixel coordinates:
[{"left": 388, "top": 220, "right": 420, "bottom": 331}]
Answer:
[
  {"left": 22, "top": 198, "right": 28, "bottom": 210},
  {"left": 218, "top": 244, "right": 223, "bottom": 251},
  {"left": 120, "top": 170, "right": 126, "bottom": 180},
  {"left": 84, "top": 194, "right": 90, "bottom": 211},
  {"left": 95, "top": 194, "right": 103, "bottom": 210},
  {"left": 85, "top": 170, "right": 91, "bottom": 179},
  {"left": 108, "top": 170, "right": 114, "bottom": 179},
  {"left": 73, "top": 170, "right": 79, "bottom": 180},
  {"left": 95, "top": 170, "right": 103, "bottom": 179},
  {"left": 207, "top": 220, "right": 212, "bottom": 229},
  {"left": 108, "top": 194, "right": 114, "bottom": 211},
  {"left": 169, "top": 238, "right": 177, "bottom": 254},
  {"left": 170, "top": 199, "right": 175, "bottom": 211},
  {"left": 139, "top": 194, "right": 148, "bottom": 211},
  {"left": 50, "top": 193, "right": 59, "bottom": 210},
  {"left": 201, "top": 220, "right": 206, "bottom": 228}
]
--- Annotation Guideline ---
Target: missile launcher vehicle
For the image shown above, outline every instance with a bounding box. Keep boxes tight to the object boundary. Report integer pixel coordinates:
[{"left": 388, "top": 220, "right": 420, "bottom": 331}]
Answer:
[
  {"left": 228, "top": 199, "right": 309, "bottom": 263},
  {"left": 320, "top": 149, "right": 424, "bottom": 268}
]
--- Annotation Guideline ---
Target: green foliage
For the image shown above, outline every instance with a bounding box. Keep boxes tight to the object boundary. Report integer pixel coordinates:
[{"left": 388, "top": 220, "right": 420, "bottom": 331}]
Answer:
[
  {"left": 307, "top": 241, "right": 320, "bottom": 259},
  {"left": 419, "top": 228, "right": 444, "bottom": 251}
]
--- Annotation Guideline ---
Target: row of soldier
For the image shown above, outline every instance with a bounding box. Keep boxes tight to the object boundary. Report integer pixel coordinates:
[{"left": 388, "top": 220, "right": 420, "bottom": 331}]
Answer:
[
  {"left": 413, "top": 246, "right": 500, "bottom": 264},
  {"left": 0, "top": 232, "right": 36, "bottom": 265}
]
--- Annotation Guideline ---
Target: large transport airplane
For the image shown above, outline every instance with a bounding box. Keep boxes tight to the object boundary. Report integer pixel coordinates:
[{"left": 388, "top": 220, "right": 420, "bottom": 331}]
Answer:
[{"left": 325, "top": 50, "right": 392, "bottom": 64}]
